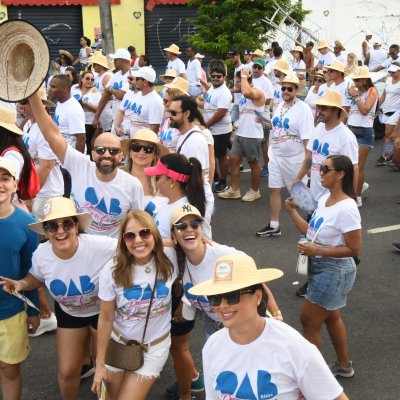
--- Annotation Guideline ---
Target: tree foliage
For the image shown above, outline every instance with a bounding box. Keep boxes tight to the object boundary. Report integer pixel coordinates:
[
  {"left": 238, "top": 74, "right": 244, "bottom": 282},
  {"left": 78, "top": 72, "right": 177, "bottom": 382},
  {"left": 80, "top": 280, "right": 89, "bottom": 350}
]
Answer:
[{"left": 186, "top": 0, "right": 309, "bottom": 59}]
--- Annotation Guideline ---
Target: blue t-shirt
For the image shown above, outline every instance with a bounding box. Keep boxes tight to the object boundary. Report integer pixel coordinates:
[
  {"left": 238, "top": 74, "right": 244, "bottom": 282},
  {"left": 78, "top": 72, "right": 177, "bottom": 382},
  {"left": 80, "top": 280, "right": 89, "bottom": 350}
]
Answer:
[{"left": 0, "top": 207, "right": 39, "bottom": 320}]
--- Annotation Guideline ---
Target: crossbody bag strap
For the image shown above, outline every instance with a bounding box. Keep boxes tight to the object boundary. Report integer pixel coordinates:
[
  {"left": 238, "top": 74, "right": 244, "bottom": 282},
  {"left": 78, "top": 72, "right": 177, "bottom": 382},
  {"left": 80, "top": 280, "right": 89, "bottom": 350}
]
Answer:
[
  {"left": 176, "top": 130, "right": 201, "bottom": 154},
  {"left": 140, "top": 267, "right": 158, "bottom": 345}
]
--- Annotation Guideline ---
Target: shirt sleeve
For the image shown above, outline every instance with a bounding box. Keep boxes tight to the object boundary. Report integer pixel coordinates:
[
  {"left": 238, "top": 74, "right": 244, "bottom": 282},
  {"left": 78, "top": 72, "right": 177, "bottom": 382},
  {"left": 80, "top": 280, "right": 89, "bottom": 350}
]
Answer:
[
  {"left": 62, "top": 145, "right": 91, "bottom": 176},
  {"left": 341, "top": 134, "right": 359, "bottom": 164},
  {"left": 98, "top": 261, "right": 116, "bottom": 301},
  {"left": 337, "top": 202, "right": 361, "bottom": 234},
  {"left": 264, "top": 79, "right": 274, "bottom": 99},
  {"left": 119, "top": 93, "right": 130, "bottom": 111},
  {"left": 215, "top": 89, "right": 231, "bottom": 109},
  {"left": 298, "top": 104, "right": 314, "bottom": 141},
  {"left": 68, "top": 105, "right": 85, "bottom": 134},
  {"left": 202, "top": 342, "right": 219, "bottom": 400},
  {"left": 148, "top": 99, "right": 164, "bottom": 125},
  {"left": 194, "top": 59, "right": 202, "bottom": 80},
  {"left": 178, "top": 59, "right": 186, "bottom": 74},
  {"left": 36, "top": 133, "right": 58, "bottom": 161}
]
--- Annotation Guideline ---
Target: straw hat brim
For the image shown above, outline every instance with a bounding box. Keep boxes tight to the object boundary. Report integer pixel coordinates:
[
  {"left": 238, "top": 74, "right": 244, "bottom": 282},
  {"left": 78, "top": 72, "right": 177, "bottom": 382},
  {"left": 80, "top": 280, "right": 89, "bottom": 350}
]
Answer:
[
  {"left": 28, "top": 212, "right": 92, "bottom": 235},
  {"left": 88, "top": 55, "right": 110, "bottom": 70},
  {"left": 0, "top": 20, "right": 50, "bottom": 102},
  {"left": 120, "top": 138, "right": 169, "bottom": 158},
  {"left": 59, "top": 49, "right": 74, "bottom": 63},
  {"left": 0, "top": 121, "right": 23, "bottom": 136},
  {"left": 188, "top": 268, "right": 283, "bottom": 296},
  {"left": 164, "top": 82, "right": 189, "bottom": 96},
  {"left": 324, "top": 65, "right": 345, "bottom": 74},
  {"left": 312, "top": 97, "right": 348, "bottom": 114},
  {"left": 163, "top": 47, "right": 181, "bottom": 55}
]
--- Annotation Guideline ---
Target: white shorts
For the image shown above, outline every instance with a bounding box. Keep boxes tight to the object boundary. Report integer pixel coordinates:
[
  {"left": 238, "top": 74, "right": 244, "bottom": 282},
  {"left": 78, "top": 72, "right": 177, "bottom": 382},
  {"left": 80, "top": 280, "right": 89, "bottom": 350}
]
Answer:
[
  {"left": 382, "top": 111, "right": 400, "bottom": 126},
  {"left": 106, "top": 332, "right": 171, "bottom": 378},
  {"left": 268, "top": 150, "right": 306, "bottom": 189}
]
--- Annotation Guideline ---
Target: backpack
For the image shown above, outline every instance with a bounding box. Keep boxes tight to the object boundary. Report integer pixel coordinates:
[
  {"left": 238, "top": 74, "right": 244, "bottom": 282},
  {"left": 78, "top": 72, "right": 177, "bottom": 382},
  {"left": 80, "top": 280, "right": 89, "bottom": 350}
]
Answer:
[{"left": 1, "top": 146, "right": 41, "bottom": 200}]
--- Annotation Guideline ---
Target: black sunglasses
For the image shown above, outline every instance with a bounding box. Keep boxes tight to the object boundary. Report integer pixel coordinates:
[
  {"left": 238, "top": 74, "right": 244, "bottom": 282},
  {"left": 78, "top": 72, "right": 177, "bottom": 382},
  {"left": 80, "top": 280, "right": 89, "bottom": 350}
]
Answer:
[
  {"left": 168, "top": 110, "right": 184, "bottom": 117},
  {"left": 19, "top": 99, "right": 29, "bottom": 105},
  {"left": 315, "top": 78, "right": 325, "bottom": 83},
  {"left": 43, "top": 219, "right": 76, "bottom": 233},
  {"left": 131, "top": 142, "right": 156, "bottom": 154},
  {"left": 253, "top": 64, "right": 263, "bottom": 70},
  {"left": 207, "top": 289, "right": 255, "bottom": 307},
  {"left": 211, "top": 74, "right": 223, "bottom": 79},
  {"left": 94, "top": 146, "right": 121, "bottom": 156},
  {"left": 173, "top": 219, "right": 203, "bottom": 231},
  {"left": 123, "top": 228, "right": 152, "bottom": 242},
  {"left": 319, "top": 164, "right": 336, "bottom": 175},
  {"left": 281, "top": 86, "right": 294, "bottom": 92},
  {"left": 85, "top": 78, "right": 95, "bottom": 81}
]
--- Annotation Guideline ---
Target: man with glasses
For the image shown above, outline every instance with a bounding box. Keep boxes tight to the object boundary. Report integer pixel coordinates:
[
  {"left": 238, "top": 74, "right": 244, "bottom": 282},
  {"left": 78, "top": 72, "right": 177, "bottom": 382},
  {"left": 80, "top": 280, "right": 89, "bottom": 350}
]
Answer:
[
  {"left": 28, "top": 91, "right": 144, "bottom": 238},
  {"left": 203, "top": 63, "right": 232, "bottom": 193},
  {"left": 256, "top": 74, "right": 313, "bottom": 237},
  {"left": 333, "top": 40, "right": 346, "bottom": 64},
  {"left": 371, "top": 44, "right": 400, "bottom": 72},
  {"left": 186, "top": 46, "right": 202, "bottom": 97}
]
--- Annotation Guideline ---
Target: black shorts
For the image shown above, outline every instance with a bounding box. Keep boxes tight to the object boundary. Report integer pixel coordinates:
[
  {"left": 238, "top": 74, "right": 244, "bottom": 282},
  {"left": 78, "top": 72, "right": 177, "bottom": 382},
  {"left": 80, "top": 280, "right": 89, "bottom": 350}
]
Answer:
[
  {"left": 54, "top": 301, "right": 98, "bottom": 329},
  {"left": 170, "top": 292, "right": 195, "bottom": 337},
  {"left": 213, "top": 132, "right": 232, "bottom": 158}
]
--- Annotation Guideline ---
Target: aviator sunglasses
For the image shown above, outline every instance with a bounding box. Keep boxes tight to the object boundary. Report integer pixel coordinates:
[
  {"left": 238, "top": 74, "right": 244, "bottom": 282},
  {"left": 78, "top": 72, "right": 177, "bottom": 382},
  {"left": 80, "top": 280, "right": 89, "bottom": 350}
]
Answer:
[
  {"left": 207, "top": 289, "right": 255, "bottom": 307},
  {"left": 319, "top": 164, "right": 337, "bottom": 175},
  {"left": 281, "top": 86, "right": 294, "bottom": 92},
  {"left": 173, "top": 219, "right": 203, "bottom": 231},
  {"left": 123, "top": 228, "right": 152, "bottom": 242},
  {"left": 94, "top": 146, "right": 121, "bottom": 156},
  {"left": 130, "top": 142, "right": 156, "bottom": 154},
  {"left": 43, "top": 219, "right": 76, "bottom": 233}
]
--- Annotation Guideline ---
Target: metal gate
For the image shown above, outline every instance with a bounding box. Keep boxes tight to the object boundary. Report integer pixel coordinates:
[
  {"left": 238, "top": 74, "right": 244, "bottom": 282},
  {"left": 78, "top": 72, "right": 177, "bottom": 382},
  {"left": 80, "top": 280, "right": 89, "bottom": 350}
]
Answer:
[{"left": 7, "top": 6, "right": 83, "bottom": 64}]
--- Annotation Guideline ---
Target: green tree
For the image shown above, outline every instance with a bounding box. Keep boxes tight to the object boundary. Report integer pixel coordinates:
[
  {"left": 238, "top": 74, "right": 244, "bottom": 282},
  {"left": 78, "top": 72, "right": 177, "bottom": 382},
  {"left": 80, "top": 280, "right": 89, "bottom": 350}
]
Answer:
[{"left": 186, "top": 0, "right": 308, "bottom": 59}]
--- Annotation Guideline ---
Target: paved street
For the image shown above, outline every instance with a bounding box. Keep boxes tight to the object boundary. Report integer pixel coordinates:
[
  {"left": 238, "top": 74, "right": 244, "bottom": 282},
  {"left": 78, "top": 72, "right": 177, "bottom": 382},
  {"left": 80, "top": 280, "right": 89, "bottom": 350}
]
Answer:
[{"left": 17, "top": 142, "right": 400, "bottom": 400}]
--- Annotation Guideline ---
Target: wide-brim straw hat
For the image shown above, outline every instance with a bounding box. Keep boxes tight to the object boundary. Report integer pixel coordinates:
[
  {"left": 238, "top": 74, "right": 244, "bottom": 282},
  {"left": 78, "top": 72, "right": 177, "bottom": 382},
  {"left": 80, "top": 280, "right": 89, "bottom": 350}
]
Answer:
[
  {"left": 252, "top": 49, "right": 266, "bottom": 58},
  {"left": 163, "top": 44, "right": 181, "bottom": 55},
  {"left": 28, "top": 197, "right": 92, "bottom": 234},
  {"left": 325, "top": 60, "right": 346, "bottom": 74},
  {"left": 170, "top": 203, "right": 204, "bottom": 226},
  {"left": 274, "top": 59, "right": 290, "bottom": 74},
  {"left": 0, "top": 106, "right": 22, "bottom": 135},
  {"left": 317, "top": 39, "right": 329, "bottom": 50},
  {"left": 165, "top": 77, "right": 190, "bottom": 96},
  {"left": 281, "top": 73, "right": 300, "bottom": 87},
  {"left": 0, "top": 20, "right": 50, "bottom": 102},
  {"left": 88, "top": 52, "right": 110, "bottom": 70},
  {"left": 37, "top": 87, "right": 56, "bottom": 108},
  {"left": 290, "top": 45, "right": 304, "bottom": 54},
  {"left": 195, "top": 53, "right": 205, "bottom": 59},
  {"left": 348, "top": 66, "right": 372, "bottom": 80},
  {"left": 312, "top": 89, "right": 347, "bottom": 114},
  {"left": 160, "top": 69, "right": 178, "bottom": 80},
  {"left": 59, "top": 49, "right": 74, "bottom": 63},
  {"left": 121, "top": 128, "right": 168, "bottom": 157},
  {"left": 334, "top": 40, "right": 346, "bottom": 51},
  {"left": 188, "top": 253, "right": 283, "bottom": 296}
]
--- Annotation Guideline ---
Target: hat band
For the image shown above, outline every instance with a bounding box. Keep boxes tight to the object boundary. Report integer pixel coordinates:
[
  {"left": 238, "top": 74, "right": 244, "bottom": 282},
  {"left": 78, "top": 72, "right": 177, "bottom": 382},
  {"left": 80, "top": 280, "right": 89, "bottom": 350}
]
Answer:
[{"left": 153, "top": 160, "right": 190, "bottom": 183}]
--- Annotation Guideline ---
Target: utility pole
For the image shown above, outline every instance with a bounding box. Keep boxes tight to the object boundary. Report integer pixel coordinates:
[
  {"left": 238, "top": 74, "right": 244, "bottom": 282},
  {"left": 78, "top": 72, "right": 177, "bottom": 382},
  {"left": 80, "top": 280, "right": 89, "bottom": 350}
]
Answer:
[{"left": 98, "top": 0, "right": 115, "bottom": 56}]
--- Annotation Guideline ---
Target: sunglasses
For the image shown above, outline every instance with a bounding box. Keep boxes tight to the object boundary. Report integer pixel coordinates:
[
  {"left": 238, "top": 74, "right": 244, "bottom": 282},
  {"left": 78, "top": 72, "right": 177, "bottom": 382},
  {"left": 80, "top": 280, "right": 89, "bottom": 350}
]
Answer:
[
  {"left": 128, "top": 77, "right": 135, "bottom": 81},
  {"left": 163, "top": 98, "right": 170, "bottom": 104},
  {"left": 281, "top": 86, "right": 294, "bottom": 92},
  {"left": 130, "top": 142, "right": 156, "bottom": 154},
  {"left": 315, "top": 78, "right": 325, "bottom": 83},
  {"left": 85, "top": 78, "right": 95, "bottom": 82},
  {"left": 319, "top": 164, "right": 336, "bottom": 175},
  {"left": 94, "top": 146, "right": 121, "bottom": 156},
  {"left": 123, "top": 228, "right": 152, "bottom": 242},
  {"left": 168, "top": 110, "right": 184, "bottom": 117},
  {"left": 316, "top": 105, "right": 331, "bottom": 111},
  {"left": 173, "top": 219, "right": 203, "bottom": 231},
  {"left": 207, "top": 289, "right": 255, "bottom": 307},
  {"left": 19, "top": 100, "right": 29, "bottom": 105},
  {"left": 43, "top": 219, "right": 76, "bottom": 233},
  {"left": 211, "top": 74, "right": 223, "bottom": 79},
  {"left": 253, "top": 64, "right": 263, "bottom": 70}
]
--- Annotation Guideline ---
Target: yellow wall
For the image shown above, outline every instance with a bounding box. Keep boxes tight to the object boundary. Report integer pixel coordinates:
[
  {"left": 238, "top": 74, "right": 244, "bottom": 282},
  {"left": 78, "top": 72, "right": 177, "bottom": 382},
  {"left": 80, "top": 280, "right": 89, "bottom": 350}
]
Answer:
[
  {"left": 82, "top": 0, "right": 145, "bottom": 54},
  {"left": 0, "top": 5, "right": 7, "bottom": 21}
]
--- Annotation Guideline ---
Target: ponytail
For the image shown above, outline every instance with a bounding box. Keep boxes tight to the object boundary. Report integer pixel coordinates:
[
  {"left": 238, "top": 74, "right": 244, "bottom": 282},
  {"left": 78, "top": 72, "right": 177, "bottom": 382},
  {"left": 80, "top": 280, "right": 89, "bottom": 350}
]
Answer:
[{"left": 185, "top": 157, "right": 206, "bottom": 216}]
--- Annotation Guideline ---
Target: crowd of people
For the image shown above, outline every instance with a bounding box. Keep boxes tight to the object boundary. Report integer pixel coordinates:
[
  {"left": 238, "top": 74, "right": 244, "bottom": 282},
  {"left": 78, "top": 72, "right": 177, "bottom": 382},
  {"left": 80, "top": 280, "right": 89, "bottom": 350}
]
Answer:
[{"left": 0, "top": 30, "right": 399, "bottom": 400}]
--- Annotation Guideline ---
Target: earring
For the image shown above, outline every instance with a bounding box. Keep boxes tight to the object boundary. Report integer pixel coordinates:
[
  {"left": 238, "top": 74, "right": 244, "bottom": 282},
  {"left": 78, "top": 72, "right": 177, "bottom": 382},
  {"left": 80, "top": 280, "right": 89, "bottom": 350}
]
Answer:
[{"left": 173, "top": 239, "right": 177, "bottom": 245}]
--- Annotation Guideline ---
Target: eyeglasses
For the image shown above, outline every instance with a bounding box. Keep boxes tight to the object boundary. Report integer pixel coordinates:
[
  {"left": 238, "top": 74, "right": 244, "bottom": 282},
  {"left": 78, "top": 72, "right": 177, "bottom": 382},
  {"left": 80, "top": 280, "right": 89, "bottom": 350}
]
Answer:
[
  {"left": 168, "top": 110, "right": 184, "bottom": 117},
  {"left": 94, "top": 146, "right": 121, "bottom": 156},
  {"left": 85, "top": 78, "right": 95, "bottom": 81},
  {"left": 281, "top": 86, "right": 294, "bottom": 92},
  {"left": 316, "top": 105, "right": 331, "bottom": 111},
  {"left": 207, "top": 289, "right": 255, "bottom": 307},
  {"left": 210, "top": 74, "right": 223, "bottom": 79},
  {"left": 315, "top": 78, "right": 325, "bottom": 83},
  {"left": 130, "top": 142, "right": 156, "bottom": 154},
  {"left": 135, "top": 77, "right": 144, "bottom": 81},
  {"left": 253, "top": 64, "right": 263, "bottom": 70},
  {"left": 43, "top": 219, "right": 76, "bottom": 233},
  {"left": 173, "top": 219, "right": 203, "bottom": 231},
  {"left": 123, "top": 228, "right": 152, "bottom": 242},
  {"left": 319, "top": 164, "right": 337, "bottom": 175}
]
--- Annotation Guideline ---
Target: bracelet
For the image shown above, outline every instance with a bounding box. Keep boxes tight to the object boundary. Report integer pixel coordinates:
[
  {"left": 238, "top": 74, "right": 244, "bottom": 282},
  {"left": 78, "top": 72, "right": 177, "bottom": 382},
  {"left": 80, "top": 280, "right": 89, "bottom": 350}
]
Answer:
[
  {"left": 241, "top": 75, "right": 248, "bottom": 78},
  {"left": 271, "top": 310, "right": 282, "bottom": 317},
  {"left": 20, "top": 279, "right": 27, "bottom": 290}
]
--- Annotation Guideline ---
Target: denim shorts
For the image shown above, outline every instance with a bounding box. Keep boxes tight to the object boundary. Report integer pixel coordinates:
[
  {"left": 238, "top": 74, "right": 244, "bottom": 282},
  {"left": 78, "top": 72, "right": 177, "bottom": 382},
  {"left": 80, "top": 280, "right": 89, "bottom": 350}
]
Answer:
[
  {"left": 348, "top": 125, "right": 374, "bottom": 148},
  {"left": 306, "top": 256, "right": 356, "bottom": 310}
]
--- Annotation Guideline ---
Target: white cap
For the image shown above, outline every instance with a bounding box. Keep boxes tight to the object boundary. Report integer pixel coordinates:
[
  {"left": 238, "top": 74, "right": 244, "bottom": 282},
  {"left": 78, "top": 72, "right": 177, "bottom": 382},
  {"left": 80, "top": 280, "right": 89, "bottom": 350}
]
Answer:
[
  {"left": 388, "top": 63, "right": 400, "bottom": 72},
  {"left": 0, "top": 156, "right": 17, "bottom": 179},
  {"left": 373, "top": 41, "right": 381, "bottom": 46},
  {"left": 195, "top": 53, "right": 205, "bottom": 59},
  {"left": 131, "top": 66, "right": 157, "bottom": 83},
  {"left": 109, "top": 48, "right": 131, "bottom": 61}
]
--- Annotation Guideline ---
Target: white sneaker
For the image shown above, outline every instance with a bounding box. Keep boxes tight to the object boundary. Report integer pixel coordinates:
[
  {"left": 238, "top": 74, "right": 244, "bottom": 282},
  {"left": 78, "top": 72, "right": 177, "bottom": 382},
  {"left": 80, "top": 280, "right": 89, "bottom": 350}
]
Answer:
[
  {"left": 361, "top": 182, "right": 369, "bottom": 194},
  {"left": 218, "top": 187, "right": 241, "bottom": 199},
  {"left": 356, "top": 196, "right": 362, "bottom": 208},
  {"left": 242, "top": 189, "right": 262, "bottom": 202},
  {"left": 29, "top": 312, "right": 57, "bottom": 337}
]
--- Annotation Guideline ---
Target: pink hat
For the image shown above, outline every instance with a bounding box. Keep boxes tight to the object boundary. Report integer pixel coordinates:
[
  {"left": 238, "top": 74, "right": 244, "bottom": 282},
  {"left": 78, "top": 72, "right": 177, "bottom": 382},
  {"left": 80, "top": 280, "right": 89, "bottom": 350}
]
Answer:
[{"left": 144, "top": 160, "right": 190, "bottom": 182}]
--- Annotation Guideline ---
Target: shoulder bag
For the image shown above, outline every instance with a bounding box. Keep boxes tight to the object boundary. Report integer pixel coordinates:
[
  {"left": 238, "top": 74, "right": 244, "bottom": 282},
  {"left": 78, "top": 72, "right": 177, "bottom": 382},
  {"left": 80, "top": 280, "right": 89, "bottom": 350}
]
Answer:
[{"left": 296, "top": 225, "right": 323, "bottom": 276}]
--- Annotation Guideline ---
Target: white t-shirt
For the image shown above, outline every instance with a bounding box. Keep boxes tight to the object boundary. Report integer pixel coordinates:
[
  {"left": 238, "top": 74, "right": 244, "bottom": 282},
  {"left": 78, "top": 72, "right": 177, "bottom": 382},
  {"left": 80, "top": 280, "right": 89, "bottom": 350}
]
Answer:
[
  {"left": 233, "top": 64, "right": 245, "bottom": 104},
  {"left": 159, "top": 117, "right": 180, "bottom": 151},
  {"left": 63, "top": 146, "right": 144, "bottom": 237},
  {"left": 99, "top": 247, "right": 178, "bottom": 342},
  {"left": 143, "top": 195, "right": 168, "bottom": 219},
  {"left": 186, "top": 58, "right": 202, "bottom": 85},
  {"left": 335, "top": 54, "right": 347, "bottom": 64},
  {"left": 317, "top": 82, "right": 334, "bottom": 98},
  {"left": 348, "top": 88, "right": 378, "bottom": 127},
  {"left": 382, "top": 77, "right": 400, "bottom": 112},
  {"left": 183, "top": 244, "right": 242, "bottom": 322},
  {"left": 330, "top": 81, "right": 351, "bottom": 107},
  {"left": 203, "top": 318, "right": 344, "bottom": 400},
  {"left": 304, "top": 86, "right": 320, "bottom": 113},
  {"left": 54, "top": 97, "right": 85, "bottom": 149},
  {"left": 381, "top": 56, "right": 400, "bottom": 69},
  {"left": 30, "top": 234, "right": 117, "bottom": 317},
  {"left": 204, "top": 84, "right": 233, "bottom": 135},
  {"left": 368, "top": 49, "right": 388, "bottom": 70},
  {"left": 154, "top": 196, "right": 188, "bottom": 239},
  {"left": 118, "top": 90, "right": 140, "bottom": 135},
  {"left": 81, "top": 91, "right": 102, "bottom": 124},
  {"left": 307, "top": 122, "right": 359, "bottom": 201},
  {"left": 317, "top": 52, "right": 336, "bottom": 67},
  {"left": 237, "top": 95, "right": 265, "bottom": 139},
  {"left": 167, "top": 58, "right": 186, "bottom": 75},
  {"left": 272, "top": 81, "right": 283, "bottom": 114},
  {"left": 79, "top": 47, "right": 90, "bottom": 65},
  {"left": 22, "top": 122, "right": 63, "bottom": 199},
  {"left": 106, "top": 70, "right": 130, "bottom": 119},
  {"left": 120, "top": 90, "right": 164, "bottom": 138},
  {"left": 270, "top": 100, "right": 314, "bottom": 157},
  {"left": 306, "top": 193, "right": 361, "bottom": 247},
  {"left": 253, "top": 75, "right": 274, "bottom": 100},
  {"left": 291, "top": 59, "right": 306, "bottom": 76}
]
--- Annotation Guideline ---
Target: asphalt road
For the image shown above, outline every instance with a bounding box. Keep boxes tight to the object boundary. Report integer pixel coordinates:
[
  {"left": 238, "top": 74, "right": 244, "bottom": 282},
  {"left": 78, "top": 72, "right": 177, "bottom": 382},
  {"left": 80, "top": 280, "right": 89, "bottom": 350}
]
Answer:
[{"left": 13, "top": 141, "right": 400, "bottom": 400}]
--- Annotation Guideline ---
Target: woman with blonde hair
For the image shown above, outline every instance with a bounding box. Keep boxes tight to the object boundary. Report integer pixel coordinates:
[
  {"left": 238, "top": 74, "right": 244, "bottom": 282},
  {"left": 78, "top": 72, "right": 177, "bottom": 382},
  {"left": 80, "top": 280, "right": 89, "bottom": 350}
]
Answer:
[
  {"left": 345, "top": 53, "right": 358, "bottom": 75},
  {"left": 92, "top": 210, "right": 177, "bottom": 400}
]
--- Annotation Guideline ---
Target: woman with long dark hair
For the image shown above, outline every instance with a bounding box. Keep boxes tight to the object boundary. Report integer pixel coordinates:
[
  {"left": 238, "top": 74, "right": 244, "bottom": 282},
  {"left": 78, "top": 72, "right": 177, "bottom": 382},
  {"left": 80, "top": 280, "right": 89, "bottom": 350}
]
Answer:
[
  {"left": 58, "top": 50, "right": 74, "bottom": 75},
  {"left": 290, "top": 45, "right": 306, "bottom": 80},
  {"left": 73, "top": 36, "right": 92, "bottom": 72},
  {"left": 286, "top": 154, "right": 361, "bottom": 378}
]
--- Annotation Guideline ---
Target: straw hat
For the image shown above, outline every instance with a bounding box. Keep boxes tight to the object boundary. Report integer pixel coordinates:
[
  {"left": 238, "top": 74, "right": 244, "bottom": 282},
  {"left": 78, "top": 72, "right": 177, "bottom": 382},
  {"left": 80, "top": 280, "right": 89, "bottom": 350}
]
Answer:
[
  {"left": 121, "top": 128, "right": 168, "bottom": 157},
  {"left": 195, "top": 53, "right": 205, "bottom": 59},
  {"left": 165, "top": 77, "right": 190, "bottom": 96},
  {"left": 188, "top": 253, "right": 283, "bottom": 296},
  {"left": 317, "top": 39, "right": 329, "bottom": 50},
  {"left": 0, "top": 156, "right": 17, "bottom": 179},
  {"left": 0, "top": 106, "right": 22, "bottom": 135},
  {"left": 334, "top": 40, "right": 346, "bottom": 51},
  {"left": 37, "top": 87, "right": 56, "bottom": 108},
  {"left": 170, "top": 203, "right": 203, "bottom": 226},
  {"left": 281, "top": 73, "right": 300, "bottom": 86},
  {"left": 163, "top": 44, "right": 181, "bottom": 55},
  {"left": 88, "top": 52, "right": 110, "bottom": 70},
  {"left": 325, "top": 60, "right": 346, "bottom": 74},
  {"left": 28, "top": 197, "right": 92, "bottom": 234},
  {"left": 313, "top": 71, "right": 325, "bottom": 80},
  {"left": 312, "top": 90, "right": 347, "bottom": 114},
  {"left": 348, "top": 66, "right": 372, "bottom": 80},
  {"left": 159, "top": 69, "right": 178, "bottom": 80},
  {"left": 273, "top": 59, "right": 290, "bottom": 74},
  {"left": 59, "top": 49, "right": 74, "bottom": 63},
  {"left": 252, "top": 49, "right": 266, "bottom": 58},
  {"left": 0, "top": 20, "right": 50, "bottom": 102},
  {"left": 290, "top": 45, "right": 304, "bottom": 54}
]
